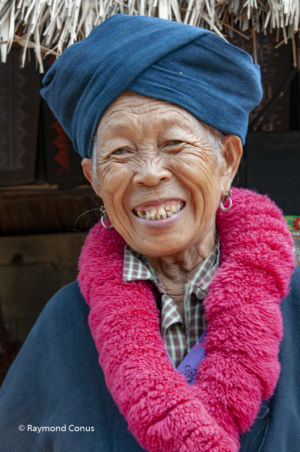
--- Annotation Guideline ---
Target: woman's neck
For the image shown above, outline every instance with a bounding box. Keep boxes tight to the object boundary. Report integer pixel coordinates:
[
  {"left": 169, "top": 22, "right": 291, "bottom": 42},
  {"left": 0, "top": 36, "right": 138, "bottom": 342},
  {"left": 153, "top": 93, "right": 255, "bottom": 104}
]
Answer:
[
  {"left": 147, "top": 228, "right": 216, "bottom": 282},
  {"left": 146, "top": 228, "right": 217, "bottom": 314}
]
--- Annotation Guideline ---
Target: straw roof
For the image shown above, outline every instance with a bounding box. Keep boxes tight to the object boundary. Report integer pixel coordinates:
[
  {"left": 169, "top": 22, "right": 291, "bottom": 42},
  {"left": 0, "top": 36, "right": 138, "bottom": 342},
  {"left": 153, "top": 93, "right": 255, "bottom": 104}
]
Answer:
[{"left": 0, "top": 0, "right": 299, "bottom": 72}]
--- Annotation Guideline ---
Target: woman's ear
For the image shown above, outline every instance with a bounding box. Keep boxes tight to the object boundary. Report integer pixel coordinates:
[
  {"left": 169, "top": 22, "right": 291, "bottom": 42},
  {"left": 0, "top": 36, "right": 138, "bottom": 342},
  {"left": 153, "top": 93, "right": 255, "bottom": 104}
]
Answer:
[
  {"left": 220, "top": 135, "right": 243, "bottom": 187},
  {"left": 81, "top": 158, "right": 94, "bottom": 184},
  {"left": 82, "top": 158, "right": 101, "bottom": 194}
]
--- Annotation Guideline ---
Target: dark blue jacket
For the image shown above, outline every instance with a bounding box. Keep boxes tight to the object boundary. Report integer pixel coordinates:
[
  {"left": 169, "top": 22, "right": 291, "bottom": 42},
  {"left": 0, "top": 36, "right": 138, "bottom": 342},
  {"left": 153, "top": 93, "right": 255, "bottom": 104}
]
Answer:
[{"left": 1, "top": 267, "right": 300, "bottom": 452}]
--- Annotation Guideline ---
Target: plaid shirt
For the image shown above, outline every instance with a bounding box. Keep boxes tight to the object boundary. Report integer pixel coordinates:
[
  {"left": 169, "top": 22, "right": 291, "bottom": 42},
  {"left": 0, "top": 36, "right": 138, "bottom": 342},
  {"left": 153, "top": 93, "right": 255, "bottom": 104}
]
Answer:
[{"left": 123, "top": 242, "right": 220, "bottom": 367}]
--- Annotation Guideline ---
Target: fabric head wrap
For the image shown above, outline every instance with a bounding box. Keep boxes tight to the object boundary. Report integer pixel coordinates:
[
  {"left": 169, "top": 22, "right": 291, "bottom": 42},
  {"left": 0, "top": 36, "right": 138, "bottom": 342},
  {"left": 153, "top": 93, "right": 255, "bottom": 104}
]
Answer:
[{"left": 41, "top": 14, "right": 263, "bottom": 158}]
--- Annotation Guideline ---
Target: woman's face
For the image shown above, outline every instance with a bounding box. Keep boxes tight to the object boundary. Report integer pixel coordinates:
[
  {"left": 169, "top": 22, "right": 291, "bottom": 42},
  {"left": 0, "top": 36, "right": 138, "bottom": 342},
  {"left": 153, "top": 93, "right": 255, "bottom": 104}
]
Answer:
[{"left": 84, "top": 92, "right": 242, "bottom": 258}]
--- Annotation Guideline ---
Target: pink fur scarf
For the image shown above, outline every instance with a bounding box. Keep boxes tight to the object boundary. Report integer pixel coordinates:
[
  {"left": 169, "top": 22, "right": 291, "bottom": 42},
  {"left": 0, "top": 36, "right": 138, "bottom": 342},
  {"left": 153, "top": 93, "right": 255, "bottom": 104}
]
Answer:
[{"left": 78, "top": 188, "right": 295, "bottom": 451}]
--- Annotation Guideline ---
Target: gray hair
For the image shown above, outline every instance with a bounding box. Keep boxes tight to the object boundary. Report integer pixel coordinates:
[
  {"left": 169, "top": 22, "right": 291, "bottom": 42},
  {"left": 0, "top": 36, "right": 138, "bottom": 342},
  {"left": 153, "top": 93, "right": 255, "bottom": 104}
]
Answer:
[{"left": 202, "top": 124, "right": 224, "bottom": 161}]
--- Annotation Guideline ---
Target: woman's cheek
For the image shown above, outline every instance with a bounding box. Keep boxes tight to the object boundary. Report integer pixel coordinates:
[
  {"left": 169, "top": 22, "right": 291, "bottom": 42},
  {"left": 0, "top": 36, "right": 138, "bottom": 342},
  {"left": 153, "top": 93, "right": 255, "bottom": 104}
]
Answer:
[{"left": 99, "top": 164, "right": 131, "bottom": 198}]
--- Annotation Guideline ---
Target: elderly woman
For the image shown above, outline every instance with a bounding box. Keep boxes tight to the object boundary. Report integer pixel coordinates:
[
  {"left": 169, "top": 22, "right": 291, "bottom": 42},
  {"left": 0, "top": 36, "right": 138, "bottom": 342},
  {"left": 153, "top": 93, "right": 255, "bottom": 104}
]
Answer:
[{"left": 0, "top": 14, "right": 299, "bottom": 452}]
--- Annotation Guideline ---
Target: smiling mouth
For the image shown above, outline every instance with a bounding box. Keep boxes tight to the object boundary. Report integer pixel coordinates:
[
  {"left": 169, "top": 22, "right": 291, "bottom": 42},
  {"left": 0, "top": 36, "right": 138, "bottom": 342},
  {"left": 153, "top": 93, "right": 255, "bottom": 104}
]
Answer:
[{"left": 133, "top": 200, "right": 185, "bottom": 221}]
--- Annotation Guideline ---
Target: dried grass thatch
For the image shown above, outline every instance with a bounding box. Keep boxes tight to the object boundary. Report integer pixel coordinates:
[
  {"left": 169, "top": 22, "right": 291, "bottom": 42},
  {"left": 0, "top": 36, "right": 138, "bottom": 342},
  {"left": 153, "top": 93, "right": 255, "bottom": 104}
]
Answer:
[{"left": 0, "top": 0, "right": 299, "bottom": 72}]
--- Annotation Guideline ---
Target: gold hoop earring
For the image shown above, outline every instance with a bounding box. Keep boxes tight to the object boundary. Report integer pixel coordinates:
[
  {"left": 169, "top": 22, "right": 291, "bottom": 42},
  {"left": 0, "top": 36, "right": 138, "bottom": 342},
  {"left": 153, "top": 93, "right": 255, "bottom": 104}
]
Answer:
[
  {"left": 100, "top": 206, "right": 114, "bottom": 229},
  {"left": 220, "top": 189, "right": 232, "bottom": 212}
]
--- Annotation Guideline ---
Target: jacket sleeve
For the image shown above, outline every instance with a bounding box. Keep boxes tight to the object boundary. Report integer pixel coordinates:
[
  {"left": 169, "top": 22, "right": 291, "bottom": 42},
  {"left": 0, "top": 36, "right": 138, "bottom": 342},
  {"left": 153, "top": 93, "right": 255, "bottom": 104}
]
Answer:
[
  {"left": 240, "top": 266, "right": 300, "bottom": 452},
  {"left": 0, "top": 281, "right": 144, "bottom": 452}
]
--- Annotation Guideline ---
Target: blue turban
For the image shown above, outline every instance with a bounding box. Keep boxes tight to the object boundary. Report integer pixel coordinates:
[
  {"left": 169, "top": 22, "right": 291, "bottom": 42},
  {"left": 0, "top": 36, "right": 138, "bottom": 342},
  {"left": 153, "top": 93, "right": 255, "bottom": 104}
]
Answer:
[{"left": 41, "top": 14, "right": 262, "bottom": 158}]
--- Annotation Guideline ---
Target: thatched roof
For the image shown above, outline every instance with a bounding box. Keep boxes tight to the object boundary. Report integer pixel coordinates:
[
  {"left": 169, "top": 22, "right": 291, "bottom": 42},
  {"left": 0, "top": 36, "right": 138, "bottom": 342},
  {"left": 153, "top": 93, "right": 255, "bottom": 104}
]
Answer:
[{"left": 0, "top": 0, "right": 299, "bottom": 72}]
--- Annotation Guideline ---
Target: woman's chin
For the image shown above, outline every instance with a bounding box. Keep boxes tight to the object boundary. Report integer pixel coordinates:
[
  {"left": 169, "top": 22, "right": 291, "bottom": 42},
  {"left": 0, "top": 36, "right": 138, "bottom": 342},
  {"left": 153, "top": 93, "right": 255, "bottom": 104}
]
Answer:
[
  {"left": 119, "top": 207, "right": 194, "bottom": 256},
  {"left": 129, "top": 234, "right": 190, "bottom": 258}
]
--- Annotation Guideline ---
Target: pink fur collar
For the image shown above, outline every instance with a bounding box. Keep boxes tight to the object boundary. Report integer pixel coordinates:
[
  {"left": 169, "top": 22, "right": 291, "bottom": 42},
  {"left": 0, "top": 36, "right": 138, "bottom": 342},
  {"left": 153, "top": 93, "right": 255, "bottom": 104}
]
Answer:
[{"left": 78, "top": 188, "right": 295, "bottom": 451}]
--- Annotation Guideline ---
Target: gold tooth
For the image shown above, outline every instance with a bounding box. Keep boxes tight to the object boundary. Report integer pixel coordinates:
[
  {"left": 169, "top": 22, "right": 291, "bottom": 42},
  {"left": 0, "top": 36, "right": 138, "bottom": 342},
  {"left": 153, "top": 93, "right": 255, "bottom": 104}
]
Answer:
[
  {"left": 150, "top": 209, "right": 156, "bottom": 220},
  {"left": 158, "top": 207, "right": 165, "bottom": 219}
]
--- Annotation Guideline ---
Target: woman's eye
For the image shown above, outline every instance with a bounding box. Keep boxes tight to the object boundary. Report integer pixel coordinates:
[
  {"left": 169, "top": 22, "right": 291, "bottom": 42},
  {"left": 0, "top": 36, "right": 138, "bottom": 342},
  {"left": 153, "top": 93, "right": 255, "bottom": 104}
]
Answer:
[
  {"left": 163, "top": 140, "right": 185, "bottom": 152},
  {"left": 166, "top": 140, "right": 183, "bottom": 146},
  {"left": 111, "top": 148, "right": 129, "bottom": 156}
]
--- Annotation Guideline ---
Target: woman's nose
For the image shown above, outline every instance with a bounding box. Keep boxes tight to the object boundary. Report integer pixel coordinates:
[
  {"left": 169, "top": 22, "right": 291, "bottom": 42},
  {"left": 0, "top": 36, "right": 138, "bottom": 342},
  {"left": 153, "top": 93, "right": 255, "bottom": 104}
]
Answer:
[{"left": 133, "top": 159, "right": 172, "bottom": 187}]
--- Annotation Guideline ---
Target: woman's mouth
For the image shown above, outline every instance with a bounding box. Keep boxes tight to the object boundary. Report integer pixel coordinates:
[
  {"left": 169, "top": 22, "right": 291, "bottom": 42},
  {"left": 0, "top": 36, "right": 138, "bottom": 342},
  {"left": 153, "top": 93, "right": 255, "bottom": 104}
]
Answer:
[{"left": 132, "top": 200, "right": 185, "bottom": 221}]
